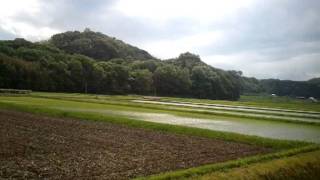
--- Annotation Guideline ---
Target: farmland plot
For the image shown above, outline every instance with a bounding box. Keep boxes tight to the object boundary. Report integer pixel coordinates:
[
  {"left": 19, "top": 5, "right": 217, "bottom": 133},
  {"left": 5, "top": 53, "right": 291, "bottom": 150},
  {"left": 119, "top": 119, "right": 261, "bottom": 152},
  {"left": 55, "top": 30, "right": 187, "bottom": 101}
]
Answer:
[
  {"left": 0, "top": 93, "right": 319, "bottom": 179},
  {"left": 0, "top": 110, "right": 269, "bottom": 179},
  {"left": 1, "top": 96, "right": 320, "bottom": 143}
]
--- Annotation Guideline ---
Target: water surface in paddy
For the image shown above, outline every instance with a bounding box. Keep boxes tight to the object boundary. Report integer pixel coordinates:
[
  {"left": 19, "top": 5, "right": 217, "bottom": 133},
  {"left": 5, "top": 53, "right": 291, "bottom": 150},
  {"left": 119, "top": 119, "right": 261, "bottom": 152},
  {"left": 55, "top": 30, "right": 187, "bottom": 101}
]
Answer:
[
  {"left": 132, "top": 100, "right": 320, "bottom": 123},
  {"left": 1, "top": 97, "right": 319, "bottom": 144},
  {"left": 54, "top": 107, "right": 320, "bottom": 144},
  {"left": 129, "top": 112, "right": 320, "bottom": 143}
]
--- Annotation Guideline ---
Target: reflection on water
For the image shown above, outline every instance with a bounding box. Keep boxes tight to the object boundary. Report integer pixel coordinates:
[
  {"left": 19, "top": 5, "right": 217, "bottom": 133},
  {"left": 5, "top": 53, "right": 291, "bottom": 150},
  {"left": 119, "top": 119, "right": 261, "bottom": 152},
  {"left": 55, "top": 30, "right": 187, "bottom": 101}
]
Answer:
[
  {"left": 54, "top": 107, "right": 320, "bottom": 143},
  {"left": 128, "top": 112, "right": 320, "bottom": 143},
  {"left": 1, "top": 97, "right": 319, "bottom": 144},
  {"left": 132, "top": 100, "right": 320, "bottom": 123}
]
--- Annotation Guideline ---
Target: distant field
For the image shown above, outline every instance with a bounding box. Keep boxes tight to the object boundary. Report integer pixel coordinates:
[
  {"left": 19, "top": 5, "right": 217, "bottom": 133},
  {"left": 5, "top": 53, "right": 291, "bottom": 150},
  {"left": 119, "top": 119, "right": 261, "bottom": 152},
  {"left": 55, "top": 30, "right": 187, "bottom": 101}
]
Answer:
[
  {"left": 159, "top": 95, "right": 320, "bottom": 112},
  {"left": 27, "top": 92, "right": 320, "bottom": 112},
  {"left": 0, "top": 92, "right": 319, "bottom": 179}
]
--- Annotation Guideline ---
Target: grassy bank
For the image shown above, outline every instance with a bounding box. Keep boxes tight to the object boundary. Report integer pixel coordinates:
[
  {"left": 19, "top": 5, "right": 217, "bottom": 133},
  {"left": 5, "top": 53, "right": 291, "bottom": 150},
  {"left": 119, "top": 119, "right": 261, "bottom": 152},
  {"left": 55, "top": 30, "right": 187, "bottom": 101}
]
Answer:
[
  {"left": 26, "top": 93, "right": 320, "bottom": 126},
  {"left": 159, "top": 95, "right": 320, "bottom": 112},
  {"left": 30, "top": 92, "right": 320, "bottom": 113},
  {"left": 139, "top": 145, "right": 319, "bottom": 180},
  {"left": 196, "top": 149, "right": 320, "bottom": 180}
]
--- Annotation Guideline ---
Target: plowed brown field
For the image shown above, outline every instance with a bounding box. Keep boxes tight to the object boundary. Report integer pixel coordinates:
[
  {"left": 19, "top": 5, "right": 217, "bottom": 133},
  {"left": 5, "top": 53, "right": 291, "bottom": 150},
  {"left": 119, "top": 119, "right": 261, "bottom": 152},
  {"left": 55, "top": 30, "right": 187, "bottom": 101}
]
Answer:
[{"left": 0, "top": 110, "right": 270, "bottom": 179}]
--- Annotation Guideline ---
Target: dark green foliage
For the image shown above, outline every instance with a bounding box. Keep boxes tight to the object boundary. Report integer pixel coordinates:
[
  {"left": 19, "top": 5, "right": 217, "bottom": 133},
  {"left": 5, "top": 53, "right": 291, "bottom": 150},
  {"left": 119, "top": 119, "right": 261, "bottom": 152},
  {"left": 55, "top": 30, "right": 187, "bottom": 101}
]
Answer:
[
  {"left": 153, "top": 64, "right": 191, "bottom": 96},
  {"left": 169, "top": 52, "right": 204, "bottom": 70},
  {"left": 130, "top": 60, "right": 160, "bottom": 72},
  {"left": 191, "top": 65, "right": 218, "bottom": 99},
  {"left": 164, "top": 52, "right": 240, "bottom": 100},
  {"left": 239, "top": 76, "right": 320, "bottom": 98},
  {"left": 0, "top": 30, "right": 242, "bottom": 100},
  {"left": 260, "top": 79, "right": 320, "bottom": 98},
  {"left": 308, "top": 78, "right": 320, "bottom": 85},
  {"left": 129, "top": 69, "right": 153, "bottom": 94},
  {"left": 238, "top": 76, "right": 264, "bottom": 94},
  {"left": 0, "top": 89, "right": 31, "bottom": 94},
  {"left": 50, "top": 29, "right": 154, "bottom": 61},
  {"left": 233, "top": 66, "right": 320, "bottom": 98}
]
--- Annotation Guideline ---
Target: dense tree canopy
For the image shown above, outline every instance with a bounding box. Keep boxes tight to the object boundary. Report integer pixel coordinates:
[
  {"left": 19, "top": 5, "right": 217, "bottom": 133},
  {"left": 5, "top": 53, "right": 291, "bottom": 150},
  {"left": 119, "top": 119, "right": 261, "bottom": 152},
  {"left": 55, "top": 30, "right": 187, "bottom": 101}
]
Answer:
[
  {"left": 0, "top": 30, "right": 248, "bottom": 100},
  {"left": 239, "top": 76, "right": 320, "bottom": 98},
  {"left": 153, "top": 64, "right": 191, "bottom": 96},
  {"left": 1, "top": 30, "right": 319, "bottom": 100},
  {"left": 259, "top": 79, "right": 320, "bottom": 98},
  {"left": 50, "top": 29, "right": 154, "bottom": 61},
  {"left": 2, "top": 30, "right": 319, "bottom": 99}
]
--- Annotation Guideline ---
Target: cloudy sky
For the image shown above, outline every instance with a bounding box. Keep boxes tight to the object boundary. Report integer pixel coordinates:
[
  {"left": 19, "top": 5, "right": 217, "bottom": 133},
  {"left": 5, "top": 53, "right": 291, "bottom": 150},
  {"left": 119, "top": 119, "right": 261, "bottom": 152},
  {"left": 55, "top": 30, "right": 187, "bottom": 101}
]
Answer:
[{"left": 1, "top": 0, "right": 319, "bottom": 80}]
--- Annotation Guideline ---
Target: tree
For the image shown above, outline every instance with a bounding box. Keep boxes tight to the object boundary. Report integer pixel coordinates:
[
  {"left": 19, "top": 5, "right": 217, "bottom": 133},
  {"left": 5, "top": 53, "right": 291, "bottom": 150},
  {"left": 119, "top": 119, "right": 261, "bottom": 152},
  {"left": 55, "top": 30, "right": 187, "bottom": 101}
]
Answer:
[
  {"left": 129, "top": 69, "right": 153, "bottom": 94},
  {"left": 153, "top": 64, "right": 191, "bottom": 96},
  {"left": 50, "top": 30, "right": 154, "bottom": 61},
  {"left": 0, "top": 31, "right": 247, "bottom": 100},
  {"left": 98, "top": 62, "right": 130, "bottom": 94},
  {"left": 191, "top": 66, "right": 218, "bottom": 99}
]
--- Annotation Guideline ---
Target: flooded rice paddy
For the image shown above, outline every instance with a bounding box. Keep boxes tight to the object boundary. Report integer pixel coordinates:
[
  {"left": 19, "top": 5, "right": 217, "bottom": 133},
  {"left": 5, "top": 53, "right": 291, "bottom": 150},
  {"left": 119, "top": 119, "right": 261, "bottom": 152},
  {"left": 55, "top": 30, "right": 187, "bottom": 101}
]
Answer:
[
  {"left": 1, "top": 97, "right": 320, "bottom": 143},
  {"left": 54, "top": 107, "right": 320, "bottom": 143},
  {"left": 133, "top": 100, "right": 320, "bottom": 123}
]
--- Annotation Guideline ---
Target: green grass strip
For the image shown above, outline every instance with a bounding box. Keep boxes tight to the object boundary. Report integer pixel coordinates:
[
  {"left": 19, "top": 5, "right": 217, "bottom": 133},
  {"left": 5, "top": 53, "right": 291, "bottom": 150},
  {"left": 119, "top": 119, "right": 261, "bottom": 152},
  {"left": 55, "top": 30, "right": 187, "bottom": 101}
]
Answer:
[
  {"left": 196, "top": 150, "right": 320, "bottom": 180},
  {"left": 0, "top": 101, "right": 308, "bottom": 150},
  {"left": 33, "top": 95, "right": 320, "bottom": 126},
  {"left": 136, "top": 145, "right": 319, "bottom": 180}
]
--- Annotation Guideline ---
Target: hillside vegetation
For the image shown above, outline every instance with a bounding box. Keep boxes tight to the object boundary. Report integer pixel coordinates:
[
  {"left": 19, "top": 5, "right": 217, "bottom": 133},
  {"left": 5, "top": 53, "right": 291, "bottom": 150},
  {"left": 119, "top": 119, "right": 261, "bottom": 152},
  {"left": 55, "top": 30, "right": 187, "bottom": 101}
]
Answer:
[
  {"left": 1, "top": 29, "right": 319, "bottom": 100},
  {"left": 0, "top": 29, "right": 241, "bottom": 100},
  {"left": 239, "top": 76, "right": 320, "bottom": 98},
  {"left": 50, "top": 28, "right": 154, "bottom": 61}
]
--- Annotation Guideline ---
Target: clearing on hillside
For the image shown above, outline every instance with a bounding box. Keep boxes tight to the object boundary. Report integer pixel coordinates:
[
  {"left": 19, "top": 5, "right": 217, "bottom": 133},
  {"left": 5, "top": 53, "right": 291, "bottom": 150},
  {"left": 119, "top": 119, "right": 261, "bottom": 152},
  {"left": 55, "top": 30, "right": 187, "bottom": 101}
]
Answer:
[{"left": 0, "top": 110, "right": 270, "bottom": 179}]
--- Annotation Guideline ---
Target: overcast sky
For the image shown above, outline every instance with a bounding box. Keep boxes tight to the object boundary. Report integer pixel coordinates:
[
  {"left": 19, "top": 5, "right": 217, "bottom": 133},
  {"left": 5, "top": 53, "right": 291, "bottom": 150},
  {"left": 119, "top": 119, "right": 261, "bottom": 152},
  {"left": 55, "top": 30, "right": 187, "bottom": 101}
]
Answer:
[{"left": 0, "top": 0, "right": 319, "bottom": 80}]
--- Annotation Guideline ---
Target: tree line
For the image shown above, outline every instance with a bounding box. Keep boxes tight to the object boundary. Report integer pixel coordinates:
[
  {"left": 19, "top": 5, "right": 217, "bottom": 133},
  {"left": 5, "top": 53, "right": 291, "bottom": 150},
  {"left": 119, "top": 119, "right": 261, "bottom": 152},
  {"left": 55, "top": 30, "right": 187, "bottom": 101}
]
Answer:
[
  {"left": 239, "top": 75, "right": 320, "bottom": 98},
  {"left": 259, "top": 79, "right": 320, "bottom": 98},
  {"left": 1, "top": 30, "right": 319, "bottom": 100},
  {"left": 0, "top": 31, "right": 241, "bottom": 100}
]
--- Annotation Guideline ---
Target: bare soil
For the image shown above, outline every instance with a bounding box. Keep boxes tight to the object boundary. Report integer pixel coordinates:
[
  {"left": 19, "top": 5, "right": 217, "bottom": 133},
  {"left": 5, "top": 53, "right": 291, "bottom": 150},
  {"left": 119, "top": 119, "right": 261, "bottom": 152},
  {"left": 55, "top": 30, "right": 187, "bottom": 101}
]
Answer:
[{"left": 0, "top": 110, "right": 270, "bottom": 179}]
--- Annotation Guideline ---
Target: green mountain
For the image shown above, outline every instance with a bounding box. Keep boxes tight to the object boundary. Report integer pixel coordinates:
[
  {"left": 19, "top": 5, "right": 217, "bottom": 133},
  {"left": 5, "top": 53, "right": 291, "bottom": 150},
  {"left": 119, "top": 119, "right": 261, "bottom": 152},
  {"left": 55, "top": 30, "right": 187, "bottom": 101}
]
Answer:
[
  {"left": 308, "top": 77, "right": 320, "bottom": 85},
  {"left": 0, "top": 29, "right": 241, "bottom": 100},
  {"left": 239, "top": 76, "right": 320, "bottom": 98},
  {"left": 49, "top": 28, "right": 154, "bottom": 61},
  {"left": 1, "top": 29, "right": 319, "bottom": 99}
]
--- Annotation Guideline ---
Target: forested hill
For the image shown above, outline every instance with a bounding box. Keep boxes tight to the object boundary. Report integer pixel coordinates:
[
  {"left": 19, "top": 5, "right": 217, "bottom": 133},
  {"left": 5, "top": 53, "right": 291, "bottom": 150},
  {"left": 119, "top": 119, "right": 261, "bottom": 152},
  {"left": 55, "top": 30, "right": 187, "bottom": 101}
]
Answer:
[
  {"left": 50, "top": 28, "right": 154, "bottom": 61},
  {"left": 259, "top": 79, "right": 320, "bottom": 98},
  {"left": 239, "top": 77, "right": 320, "bottom": 98},
  {"left": 0, "top": 29, "right": 241, "bottom": 100}
]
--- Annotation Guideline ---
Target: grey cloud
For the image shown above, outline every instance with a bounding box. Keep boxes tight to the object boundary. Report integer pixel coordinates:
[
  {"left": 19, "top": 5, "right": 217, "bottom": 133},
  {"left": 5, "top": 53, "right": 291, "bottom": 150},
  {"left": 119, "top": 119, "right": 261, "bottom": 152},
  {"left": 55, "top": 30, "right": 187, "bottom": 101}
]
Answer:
[
  {"left": 0, "top": 0, "right": 319, "bottom": 80},
  {"left": 23, "top": 0, "right": 196, "bottom": 44},
  {"left": 200, "top": 0, "right": 320, "bottom": 80},
  {"left": 245, "top": 53, "right": 320, "bottom": 81},
  {"left": 203, "top": 0, "right": 320, "bottom": 56}
]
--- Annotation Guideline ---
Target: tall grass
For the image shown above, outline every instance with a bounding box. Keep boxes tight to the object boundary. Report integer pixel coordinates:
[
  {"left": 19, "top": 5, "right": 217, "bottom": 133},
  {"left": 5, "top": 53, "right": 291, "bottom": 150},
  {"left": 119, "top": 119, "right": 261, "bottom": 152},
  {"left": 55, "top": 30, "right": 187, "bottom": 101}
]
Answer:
[
  {"left": 196, "top": 150, "right": 320, "bottom": 180},
  {"left": 136, "top": 145, "right": 319, "bottom": 180}
]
